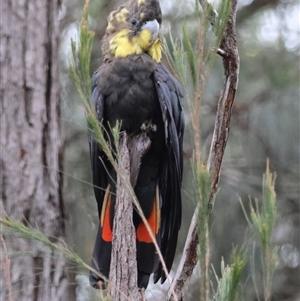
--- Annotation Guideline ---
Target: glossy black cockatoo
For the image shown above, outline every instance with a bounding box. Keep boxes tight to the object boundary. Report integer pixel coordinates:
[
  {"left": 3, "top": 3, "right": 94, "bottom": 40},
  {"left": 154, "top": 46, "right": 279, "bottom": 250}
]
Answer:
[{"left": 88, "top": 0, "right": 184, "bottom": 289}]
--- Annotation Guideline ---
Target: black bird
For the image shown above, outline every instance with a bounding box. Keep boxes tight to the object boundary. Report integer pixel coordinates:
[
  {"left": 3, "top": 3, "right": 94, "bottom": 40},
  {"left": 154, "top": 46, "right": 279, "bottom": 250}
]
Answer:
[{"left": 89, "top": 0, "right": 184, "bottom": 289}]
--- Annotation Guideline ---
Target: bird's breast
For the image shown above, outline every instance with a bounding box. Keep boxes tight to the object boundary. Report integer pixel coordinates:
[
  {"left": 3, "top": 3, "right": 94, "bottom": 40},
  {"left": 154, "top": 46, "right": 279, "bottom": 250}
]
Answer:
[{"left": 101, "top": 56, "right": 160, "bottom": 134}]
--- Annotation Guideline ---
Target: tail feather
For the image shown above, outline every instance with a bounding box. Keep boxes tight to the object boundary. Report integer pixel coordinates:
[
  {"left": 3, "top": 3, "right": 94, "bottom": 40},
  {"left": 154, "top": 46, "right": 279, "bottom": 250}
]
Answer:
[
  {"left": 91, "top": 183, "right": 166, "bottom": 289},
  {"left": 90, "top": 185, "right": 112, "bottom": 287},
  {"left": 89, "top": 224, "right": 111, "bottom": 288}
]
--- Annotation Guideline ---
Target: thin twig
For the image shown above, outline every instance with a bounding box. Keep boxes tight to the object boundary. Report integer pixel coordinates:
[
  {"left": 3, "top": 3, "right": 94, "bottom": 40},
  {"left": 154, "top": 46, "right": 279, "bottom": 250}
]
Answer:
[
  {"left": 166, "top": 1, "right": 239, "bottom": 300},
  {"left": 213, "top": 48, "right": 229, "bottom": 58}
]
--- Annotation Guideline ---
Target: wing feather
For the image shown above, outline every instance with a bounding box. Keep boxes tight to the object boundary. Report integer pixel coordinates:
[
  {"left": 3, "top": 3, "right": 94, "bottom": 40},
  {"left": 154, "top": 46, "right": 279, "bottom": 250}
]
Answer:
[
  {"left": 153, "top": 64, "right": 184, "bottom": 282},
  {"left": 89, "top": 62, "right": 184, "bottom": 285}
]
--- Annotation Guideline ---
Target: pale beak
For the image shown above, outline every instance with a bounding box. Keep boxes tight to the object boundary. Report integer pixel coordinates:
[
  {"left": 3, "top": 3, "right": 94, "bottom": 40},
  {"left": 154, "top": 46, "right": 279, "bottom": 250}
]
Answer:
[{"left": 141, "top": 19, "right": 160, "bottom": 42}]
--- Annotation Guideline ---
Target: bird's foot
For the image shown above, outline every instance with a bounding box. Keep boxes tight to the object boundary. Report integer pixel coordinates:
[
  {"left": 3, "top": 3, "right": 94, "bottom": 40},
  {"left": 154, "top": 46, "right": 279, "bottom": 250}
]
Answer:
[{"left": 141, "top": 120, "right": 157, "bottom": 132}]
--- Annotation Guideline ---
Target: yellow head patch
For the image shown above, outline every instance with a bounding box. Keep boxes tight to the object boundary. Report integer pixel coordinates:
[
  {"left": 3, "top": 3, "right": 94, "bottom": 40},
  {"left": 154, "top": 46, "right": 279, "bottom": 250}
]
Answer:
[
  {"left": 110, "top": 29, "right": 143, "bottom": 58},
  {"left": 115, "top": 8, "right": 129, "bottom": 23},
  {"left": 106, "top": 7, "right": 129, "bottom": 34},
  {"left": 104, "top": 0, "right": 163, "bottom": 62},
  {"left": 109, "top": 28, "right": 162, "bottom": 62}
]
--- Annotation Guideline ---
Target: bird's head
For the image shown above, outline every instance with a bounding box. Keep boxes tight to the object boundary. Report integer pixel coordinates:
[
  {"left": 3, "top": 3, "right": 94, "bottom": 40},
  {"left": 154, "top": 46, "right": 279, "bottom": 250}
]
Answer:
[{"left": 102, "top": 0, "right": 162, "bottom": 63}]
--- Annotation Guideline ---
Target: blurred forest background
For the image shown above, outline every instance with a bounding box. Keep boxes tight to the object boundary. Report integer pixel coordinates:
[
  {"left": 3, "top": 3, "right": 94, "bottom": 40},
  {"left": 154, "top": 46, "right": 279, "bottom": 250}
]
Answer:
[{"left": 59, "top": 0, "right": 299, "bottom": 300}]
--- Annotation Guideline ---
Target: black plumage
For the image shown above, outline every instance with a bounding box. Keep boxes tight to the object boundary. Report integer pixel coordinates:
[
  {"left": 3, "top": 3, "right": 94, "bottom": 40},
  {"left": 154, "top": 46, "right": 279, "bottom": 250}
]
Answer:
[{"left": 88, "top": 0, "right": 184, "bottom": 290}]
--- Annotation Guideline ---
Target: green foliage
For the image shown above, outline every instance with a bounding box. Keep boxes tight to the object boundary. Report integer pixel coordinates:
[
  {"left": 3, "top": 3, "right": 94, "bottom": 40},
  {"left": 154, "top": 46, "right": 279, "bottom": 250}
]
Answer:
[
  {"left": 241, "top": 161, "right": 278, "bottom": 301},
  {"left": 191, "top": 160, "right": 211, "bottom": 224},
  {"left": 250, "top": 164, "right": 277, "bottom": 250},
  {"left": 69, "top": 0, "right": 94, "bottom": 107},
  {"left": 193, "top": 162, "right": 211, "bottom": 300},
  {"left": 164, "top": 2, "right": 232, "bottom": 301},
  {"left": 214, "top": 0, "right": 231, "bottom": 46},
  {"left": 164, "top": 0, "right": 231, "bottom": 169},
  {"left": 68, "top": 0, "right": 118, "bottom": 166},
  {"left": 165, "top": 0, "right": 230, "bottom": 86},
  {"left": 163, "top": 34, "right": 189, "bottom": 88},
  {"left": 0, "top": 213, "right": 97, "bottom": 276},
  {"left": 212, "top": 247, "right": 247, "bottom": 301},
  {"left": 210, "top": 162, "right": 278, "bottom": 301},
  {"left": 182, "top": 22, "right": 197, "bottom": 88},
  {"left": 189, "top": 159, "right": 212, "bottom": 301},
  {"left": 0, "top": 213, "right": 114, "bottom": 301},
  {"left": 250, "top": 162, "right": 278, "bottom": 301}
]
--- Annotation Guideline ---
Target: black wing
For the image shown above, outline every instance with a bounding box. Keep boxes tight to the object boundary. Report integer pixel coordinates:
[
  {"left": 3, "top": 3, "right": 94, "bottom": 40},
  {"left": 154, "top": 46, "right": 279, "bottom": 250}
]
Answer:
[
  {"left": 153, "top": 63, "right": 185, "bottom": 282},
  {"left": 88, "top": 63, "right": 184, "bottom": 285}
]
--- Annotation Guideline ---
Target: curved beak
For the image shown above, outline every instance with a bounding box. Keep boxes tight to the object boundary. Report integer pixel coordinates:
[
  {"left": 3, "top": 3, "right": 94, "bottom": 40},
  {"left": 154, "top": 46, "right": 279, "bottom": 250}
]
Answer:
[{"left": 141, "top": 19, "right": 160, "bottom": 42}]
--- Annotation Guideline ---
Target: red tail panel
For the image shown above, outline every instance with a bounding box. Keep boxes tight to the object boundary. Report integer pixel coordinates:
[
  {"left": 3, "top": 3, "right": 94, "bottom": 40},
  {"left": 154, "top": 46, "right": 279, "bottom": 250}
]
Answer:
[
  {"left": 136, "top": 187, "right": 160, "bottom": 243},
  {"left": 101, "top": 186, "right": 113, "bottom": 242}
]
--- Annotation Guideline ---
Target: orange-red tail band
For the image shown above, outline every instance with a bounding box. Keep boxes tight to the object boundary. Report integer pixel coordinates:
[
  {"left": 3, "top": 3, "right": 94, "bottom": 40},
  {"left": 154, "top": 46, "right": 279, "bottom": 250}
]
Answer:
[
  {"left": 136, "top": 186, "right": 161, "bottom": 243},
  {"left": 101, "top": 185, "right": 113, "bottom": 242}
]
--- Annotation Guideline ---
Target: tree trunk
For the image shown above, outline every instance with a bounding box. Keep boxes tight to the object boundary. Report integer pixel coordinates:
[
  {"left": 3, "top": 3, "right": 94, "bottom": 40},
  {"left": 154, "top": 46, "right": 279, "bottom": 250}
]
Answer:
[{"left": 0, "top": 1, "right": 68, "bottom": 300}]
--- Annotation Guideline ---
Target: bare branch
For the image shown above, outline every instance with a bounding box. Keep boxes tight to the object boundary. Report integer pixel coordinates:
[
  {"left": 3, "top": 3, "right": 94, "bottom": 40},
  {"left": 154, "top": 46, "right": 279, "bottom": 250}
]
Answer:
[
  {"left": 110, "top": 133, "right": 144, "bottom": 301},
  {"left": 207, "top": 0, "right": 239, "bottom": 211},
  {"left": 166, "top": 0, "right": 239, "bottom": 300}
]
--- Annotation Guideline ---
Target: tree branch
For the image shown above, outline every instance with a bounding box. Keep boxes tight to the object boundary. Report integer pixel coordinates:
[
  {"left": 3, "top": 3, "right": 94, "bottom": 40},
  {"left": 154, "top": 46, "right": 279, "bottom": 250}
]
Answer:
[
  {"left": 110, "top": 132, "right": 151, "bottom": 301},
  {"left": 166, "top": 0, "right": 239, "bottom": 300},
  {"left": 207, "top": 0, "right": 239, "bottom": 211},
  {"left": 110, "top": 133, "right": 141, "bottom": 301}
]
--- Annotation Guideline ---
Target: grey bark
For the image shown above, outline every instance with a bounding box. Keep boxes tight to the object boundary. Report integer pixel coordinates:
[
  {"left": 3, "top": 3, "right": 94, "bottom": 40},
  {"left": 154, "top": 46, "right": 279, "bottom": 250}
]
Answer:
[
  {"left": 0, "top": 1, "right": 68, "bottom": 300},
  {"left": 110, "top": 134, "right": 140, "bottom": 301},
  {"left": 110, "top": 133, "right": 151, "bottom": 301}
]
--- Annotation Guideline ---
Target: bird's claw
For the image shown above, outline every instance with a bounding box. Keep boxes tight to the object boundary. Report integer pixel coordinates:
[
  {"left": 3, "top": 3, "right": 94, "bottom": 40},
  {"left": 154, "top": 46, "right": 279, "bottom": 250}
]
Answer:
[{"left": 141, "top": 120, "right": 157, "bottom": 132}]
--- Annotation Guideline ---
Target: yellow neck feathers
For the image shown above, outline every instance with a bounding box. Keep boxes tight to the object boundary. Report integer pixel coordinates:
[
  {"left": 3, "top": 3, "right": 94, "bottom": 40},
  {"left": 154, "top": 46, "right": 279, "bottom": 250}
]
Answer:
[{"left": 109, "top": 29, "right": 162, "bottom": 63}]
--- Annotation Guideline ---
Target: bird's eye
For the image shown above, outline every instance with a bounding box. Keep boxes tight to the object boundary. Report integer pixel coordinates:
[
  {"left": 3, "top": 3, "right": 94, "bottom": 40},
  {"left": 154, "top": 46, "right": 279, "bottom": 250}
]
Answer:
[{"left": 131, "top": 18, "right": 138, "bottom": 26}]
